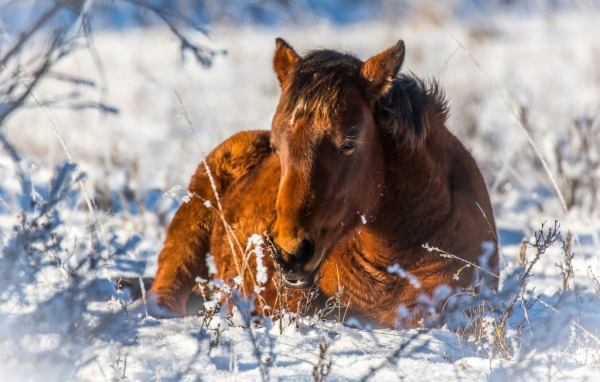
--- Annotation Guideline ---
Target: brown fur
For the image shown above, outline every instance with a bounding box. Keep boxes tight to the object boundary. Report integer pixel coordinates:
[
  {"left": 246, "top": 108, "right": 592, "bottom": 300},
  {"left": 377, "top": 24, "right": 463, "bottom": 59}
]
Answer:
[{"left": 149, "top": 39, "right": 498, "bottom": 328}]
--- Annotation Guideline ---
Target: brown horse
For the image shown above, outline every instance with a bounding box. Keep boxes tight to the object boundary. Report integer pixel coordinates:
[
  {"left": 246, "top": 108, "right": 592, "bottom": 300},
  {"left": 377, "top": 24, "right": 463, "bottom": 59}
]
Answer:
[{"left": 147, "top": 38, "right": 498, "bottom": 328}]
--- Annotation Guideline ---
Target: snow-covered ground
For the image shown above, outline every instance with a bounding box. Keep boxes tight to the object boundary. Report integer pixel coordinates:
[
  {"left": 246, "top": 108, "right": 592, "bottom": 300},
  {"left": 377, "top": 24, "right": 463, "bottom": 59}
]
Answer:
[{"left": 1, "top": 8, "right": 600, "bottom": 381}]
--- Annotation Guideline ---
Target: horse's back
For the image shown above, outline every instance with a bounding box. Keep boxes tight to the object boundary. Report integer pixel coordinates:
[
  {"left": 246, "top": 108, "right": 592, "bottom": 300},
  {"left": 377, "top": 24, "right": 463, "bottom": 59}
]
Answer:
[
  {"left": 149, "top": 129, "right": 273, "bottom": 315},
  {"left": 189, "top": 130, "right": 272, "bottom": 195},
  {"left": 445, "top": 127, "right": 497, "bottom": 268},
  {"left": 428, "top": 126, "right": 498, "bottom": 288}
]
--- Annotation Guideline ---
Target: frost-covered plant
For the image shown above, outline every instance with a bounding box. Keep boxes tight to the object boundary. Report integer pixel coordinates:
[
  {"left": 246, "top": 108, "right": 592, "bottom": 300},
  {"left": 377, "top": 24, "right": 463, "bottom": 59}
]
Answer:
[
  {"left": 194, "top": 251, "right": 275, "bottom": 381},
  {"left": 0, "top": 0, "right": 219, "bottom": 128},
  {"left": 0, "top": 134, "right": 124, "bottom": 378},
  {"left": 552, "top": 113, "right": 600, "bottom": 214},
  {"left": 436, "top": 221, "right": 589, "bottom": 364},
  {"left": 313, "top": 335, "right": 332, "bottom": 382},
  {"left": 0, "top": 134, "right": 96, "bottom": 291},
  {"left": 394, "top": 221, "right": 587, "bottom": 364}
]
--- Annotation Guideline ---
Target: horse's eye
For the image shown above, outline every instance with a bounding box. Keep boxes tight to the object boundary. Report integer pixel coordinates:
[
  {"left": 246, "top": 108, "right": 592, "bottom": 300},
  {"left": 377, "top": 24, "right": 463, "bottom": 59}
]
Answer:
[
  {"left": 271, "top": 145, "right": 278, "bottom": 153},
  {"left": 340, "top": 143, "right": 356, "bottom": 156}
]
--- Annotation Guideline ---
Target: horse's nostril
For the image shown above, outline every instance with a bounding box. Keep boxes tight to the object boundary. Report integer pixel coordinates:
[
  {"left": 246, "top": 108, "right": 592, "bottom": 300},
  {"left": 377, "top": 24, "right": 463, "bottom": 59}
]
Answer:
[
  {"left": 297, "top": 238, "right": 315, "bottom": 266},
  {"left": 270, "top": 236, "right": 315, "bottom": 271}
]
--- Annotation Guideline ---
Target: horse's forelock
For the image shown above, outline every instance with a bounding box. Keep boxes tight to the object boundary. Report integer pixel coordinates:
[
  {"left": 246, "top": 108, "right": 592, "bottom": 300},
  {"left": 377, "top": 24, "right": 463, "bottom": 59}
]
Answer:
[{"left": 281, "top": 50, "right": 362, "bottom": 122}]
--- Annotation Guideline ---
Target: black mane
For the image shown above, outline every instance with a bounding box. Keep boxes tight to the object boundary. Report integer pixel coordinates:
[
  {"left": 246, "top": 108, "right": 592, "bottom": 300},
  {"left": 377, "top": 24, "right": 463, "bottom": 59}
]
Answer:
[{"left": 376, "top": 74, "right": 449, "bottom": 147}]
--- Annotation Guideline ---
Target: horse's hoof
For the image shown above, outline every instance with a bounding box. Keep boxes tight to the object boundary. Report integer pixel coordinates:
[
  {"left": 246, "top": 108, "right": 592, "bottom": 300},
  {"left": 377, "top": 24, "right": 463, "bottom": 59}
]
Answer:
[{"left": 129, "top": 292, "right": 182, "bottom": 319}]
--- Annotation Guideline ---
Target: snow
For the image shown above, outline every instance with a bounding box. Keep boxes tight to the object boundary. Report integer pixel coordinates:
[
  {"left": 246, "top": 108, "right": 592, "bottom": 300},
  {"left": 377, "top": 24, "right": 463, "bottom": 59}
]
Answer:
[
  {"left": 247, "top": 234, "right": 268, "bottom": 285},
  {"left": 206, "top": 253, "right": 218, "bottom": 276},
  {"left": 387, "top": 264, "right": 422, "bottom": 289},
  {"left": 2, "top": 7, "right": 600, "bottom": 382}
]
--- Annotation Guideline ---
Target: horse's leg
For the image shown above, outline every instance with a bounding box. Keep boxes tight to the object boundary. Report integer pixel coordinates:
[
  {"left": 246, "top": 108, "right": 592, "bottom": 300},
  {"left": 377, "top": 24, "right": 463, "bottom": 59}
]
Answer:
[
  {"left": 147, "top": 184, "right": 214, "bottom": 317},
  {"left": 147, "top": 130, "right": 272, "bottom": 316}
]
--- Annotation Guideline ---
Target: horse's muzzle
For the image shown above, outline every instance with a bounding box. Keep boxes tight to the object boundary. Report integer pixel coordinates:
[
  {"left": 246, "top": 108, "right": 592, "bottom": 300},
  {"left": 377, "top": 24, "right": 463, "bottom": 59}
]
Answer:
[
  {"left": 268, "top": 236, "right": 318, "bottom": 289},
  {"left": 282, "top": 267, "right": 319, "bottom": 289}
]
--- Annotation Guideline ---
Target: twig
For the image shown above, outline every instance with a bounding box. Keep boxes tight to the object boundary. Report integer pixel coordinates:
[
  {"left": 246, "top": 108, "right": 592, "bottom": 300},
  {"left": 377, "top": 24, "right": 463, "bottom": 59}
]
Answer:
[
  {"left": 173, "top": 90, "right": 248, "bottom": 286},
  {"left": 437, "top": 43, "right": 460, "bottom": 77},
  {"left": 422, "top": 244, "right": 500, "bottom": 279},
  {"left": 124, "top": 0, "right": 220, "bottom": 66},
  {"left": 0, "top": 2, "right": 62, "bottom": 69},
  {"left": 475, "top": 201, "right": 509, "bottom": 269}
]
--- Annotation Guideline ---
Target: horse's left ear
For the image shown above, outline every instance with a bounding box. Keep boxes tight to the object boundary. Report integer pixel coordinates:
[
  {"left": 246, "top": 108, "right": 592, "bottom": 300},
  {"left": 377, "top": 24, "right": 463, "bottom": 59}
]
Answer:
[
  {"left": 273, "top": 38, "right": 301, "bottom": 86},
  {"left": 360, "top": 40, "right": 405, "bottom": 99}
]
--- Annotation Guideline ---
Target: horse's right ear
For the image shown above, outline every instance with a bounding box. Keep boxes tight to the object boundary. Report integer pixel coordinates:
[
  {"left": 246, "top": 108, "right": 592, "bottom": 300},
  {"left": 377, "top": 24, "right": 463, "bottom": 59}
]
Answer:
[
  {"left": 273, "top": 38, "right": 300, "bottom": 86},
  {"left": 360, "top": 40, "right": 405, "bottom": 100}
]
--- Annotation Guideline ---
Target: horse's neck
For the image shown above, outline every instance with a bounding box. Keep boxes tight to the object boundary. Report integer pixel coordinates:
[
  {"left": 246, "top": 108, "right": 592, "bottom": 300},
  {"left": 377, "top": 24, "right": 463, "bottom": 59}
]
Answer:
[{"left": 366, "top": 131, "right": 453, "bottom": 251}]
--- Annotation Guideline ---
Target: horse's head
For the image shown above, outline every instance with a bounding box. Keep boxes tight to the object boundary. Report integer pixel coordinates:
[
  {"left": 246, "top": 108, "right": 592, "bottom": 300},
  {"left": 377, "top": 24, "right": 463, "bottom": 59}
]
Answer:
[{"left": 268, "top": 38, "right": 405, "bottom": 289}]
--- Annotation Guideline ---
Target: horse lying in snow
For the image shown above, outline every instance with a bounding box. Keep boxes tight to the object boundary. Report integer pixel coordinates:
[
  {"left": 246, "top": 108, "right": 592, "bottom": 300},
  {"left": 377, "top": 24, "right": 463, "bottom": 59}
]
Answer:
[{"left": 145, "top": 38, "right": 498, "bottom": 328}]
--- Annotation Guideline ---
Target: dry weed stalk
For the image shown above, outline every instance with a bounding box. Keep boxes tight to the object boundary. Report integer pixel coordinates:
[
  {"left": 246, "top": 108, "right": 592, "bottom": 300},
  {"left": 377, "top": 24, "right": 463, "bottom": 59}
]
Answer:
[
  {"left": 587, "top": 267, "right": 600, "bottom": 302},
  {"left": 109, "top": 343, "right": 129, "bottom": 381},
  {"left": 298, "top": 284, "right": 321, "bottom": 321},
  {"left": 264, "top": 234, "right": 295, "bottom": 333},
  {"left": 175, "top": 90, "right": 270, "bottom": 314},
  {"left": 312, "top": 336, "right": 331, "bottom": 382},
  {"left": 430, "top": 221, "right": 565, "bottom": 359},
  {"left": 315, "top": 285, "right": 349, "bottom": 324},
  {"left": 553, "top": 114, "right": 600, "bottom": 214},
  {"left": 229, "top": 292, "right": 273, "bottom": 382},
  {"left": 517, "top": 239, "right": 527, "bottom": 267},
  {"left": 493, "top": 221, "right": 561, "bottom": 357},
  {"left": 450, "top": 38, "right": 570, "bottom": 217},
  {"left": 449, "top": 37, "right": 590, "bottom": 282},
  {"left": 557, "top": 230, "right": 575, "bottom": 291}
]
